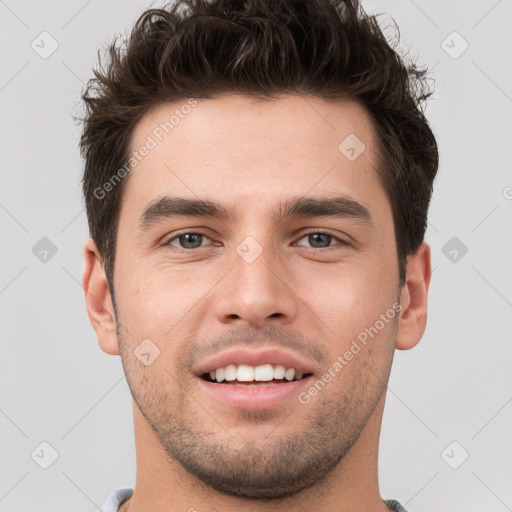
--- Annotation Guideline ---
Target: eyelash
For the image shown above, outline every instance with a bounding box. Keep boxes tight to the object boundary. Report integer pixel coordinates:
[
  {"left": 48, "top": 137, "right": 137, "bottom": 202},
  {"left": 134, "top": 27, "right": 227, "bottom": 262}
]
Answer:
[{"left": 164, "top": 231, "right": 349, "bottom": 251}]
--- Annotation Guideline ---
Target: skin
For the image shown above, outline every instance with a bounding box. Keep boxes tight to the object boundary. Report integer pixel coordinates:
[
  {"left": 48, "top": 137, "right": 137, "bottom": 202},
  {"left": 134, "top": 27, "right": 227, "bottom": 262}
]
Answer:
[{"left": 83, "top": 94, "right": 431, "bottom": 512}]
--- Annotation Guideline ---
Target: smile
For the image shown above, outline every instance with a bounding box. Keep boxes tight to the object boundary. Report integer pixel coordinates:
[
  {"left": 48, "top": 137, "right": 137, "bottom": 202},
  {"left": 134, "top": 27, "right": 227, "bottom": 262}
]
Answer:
[{"left": 202, "top": 363, "right": 312, "bottom": 384}]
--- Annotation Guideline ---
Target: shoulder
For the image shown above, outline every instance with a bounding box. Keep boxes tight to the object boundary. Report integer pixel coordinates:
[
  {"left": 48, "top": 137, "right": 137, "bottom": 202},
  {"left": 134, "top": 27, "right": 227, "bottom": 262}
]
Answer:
[{"left": 99, "top": 488, "right": 134, "bottom": 512}]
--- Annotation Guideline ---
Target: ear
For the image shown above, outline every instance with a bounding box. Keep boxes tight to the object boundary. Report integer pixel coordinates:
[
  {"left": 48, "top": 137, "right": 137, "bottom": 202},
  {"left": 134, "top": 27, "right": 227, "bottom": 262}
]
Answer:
[
  {"left": 82, "top": 238, "right": 120, "bottom": 355},
  {"left": 395, "top": 242, "right": 432, "bottom": 351}
]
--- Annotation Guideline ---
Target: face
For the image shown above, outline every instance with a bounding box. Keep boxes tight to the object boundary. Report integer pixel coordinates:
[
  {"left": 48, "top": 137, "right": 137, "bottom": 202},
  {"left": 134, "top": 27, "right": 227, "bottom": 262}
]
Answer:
[{"left": 111, "top": 95, "right": 402, "bottom": 498}]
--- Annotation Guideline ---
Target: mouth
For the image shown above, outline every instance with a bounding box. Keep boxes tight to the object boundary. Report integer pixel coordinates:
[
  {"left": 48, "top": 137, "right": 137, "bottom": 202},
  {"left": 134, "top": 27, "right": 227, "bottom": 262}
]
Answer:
[
  {"left": 196, "top": 363, "right": 314, "bottom": 410},
  {"left": 200, "top": 363, "right": 313, "bottom": 386},
  {"left": 193, "top": 348, "right": 317, "bottom": 409}
]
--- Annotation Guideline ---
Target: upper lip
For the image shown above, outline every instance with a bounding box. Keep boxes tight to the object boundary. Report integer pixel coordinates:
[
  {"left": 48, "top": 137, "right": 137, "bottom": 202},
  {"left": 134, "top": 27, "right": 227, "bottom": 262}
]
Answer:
[{"left": 193, "top": 348, "right": 315, "bottom": 377}]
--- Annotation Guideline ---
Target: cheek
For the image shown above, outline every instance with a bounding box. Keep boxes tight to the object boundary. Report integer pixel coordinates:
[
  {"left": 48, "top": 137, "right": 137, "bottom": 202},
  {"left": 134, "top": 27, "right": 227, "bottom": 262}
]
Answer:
[
  {"left": 303, "top": 261, "right": 398, "bottom": 348},
  {"left": 114, "top": 262, "right": 214, "bottom": 358}
]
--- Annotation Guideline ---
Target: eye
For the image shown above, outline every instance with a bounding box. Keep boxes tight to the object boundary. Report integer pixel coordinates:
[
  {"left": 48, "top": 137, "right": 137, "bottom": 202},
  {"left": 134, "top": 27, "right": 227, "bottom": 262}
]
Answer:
[
  {"left": 166, "top": 232, "right": 213, "bottom": 250},
  {"left": 295, "top": 232, "right": 347, "bottom": 249},
  {"left": 164, "top": 231, "right": 348, "bottom": 251}
]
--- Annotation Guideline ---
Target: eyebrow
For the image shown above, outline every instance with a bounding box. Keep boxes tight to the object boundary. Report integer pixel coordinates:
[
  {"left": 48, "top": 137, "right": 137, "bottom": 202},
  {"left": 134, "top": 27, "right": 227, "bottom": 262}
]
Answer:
[{"left": 138, "top": 194, "right": 373, "bottom": 230}]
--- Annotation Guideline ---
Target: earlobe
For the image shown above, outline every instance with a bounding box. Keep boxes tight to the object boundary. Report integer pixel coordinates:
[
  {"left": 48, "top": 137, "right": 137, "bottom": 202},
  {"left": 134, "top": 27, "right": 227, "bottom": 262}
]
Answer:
[
  {"left": 82, "top": 238, "right": 120, "bottom": 356},
  {"left": 395, "top": 242, "right": 432, "bottom": 351}
]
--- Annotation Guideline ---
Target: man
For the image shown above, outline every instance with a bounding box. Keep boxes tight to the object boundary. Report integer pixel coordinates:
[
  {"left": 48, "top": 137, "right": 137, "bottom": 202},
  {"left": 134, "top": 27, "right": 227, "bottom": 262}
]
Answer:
[{"left": 80, "top": 0, "right": 438, "bottom": 510}]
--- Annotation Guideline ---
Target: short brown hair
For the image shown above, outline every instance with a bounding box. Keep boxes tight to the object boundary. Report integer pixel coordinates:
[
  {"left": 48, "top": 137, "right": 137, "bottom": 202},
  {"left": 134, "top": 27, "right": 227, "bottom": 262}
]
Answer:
[{"left": 80, "top": 0, "right": 438, "bottom": 289}]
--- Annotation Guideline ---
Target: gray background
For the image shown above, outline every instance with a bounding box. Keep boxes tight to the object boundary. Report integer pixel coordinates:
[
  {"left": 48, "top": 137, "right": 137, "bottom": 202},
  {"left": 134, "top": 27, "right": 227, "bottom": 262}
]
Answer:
[{"left": 1, "top": 1, "right": 511, "bottom": 511}]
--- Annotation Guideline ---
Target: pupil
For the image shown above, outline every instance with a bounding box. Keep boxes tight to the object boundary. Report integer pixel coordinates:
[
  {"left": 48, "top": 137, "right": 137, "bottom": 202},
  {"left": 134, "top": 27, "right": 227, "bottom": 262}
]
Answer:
[
  {"left": 309, "top": 233, "right": 330, "bottom": 248},
  {"left": 178, "top": 233, "right": 331, "bottom": 249},
  {"left": 180, "top": 233, "right": 202, "bottom": 249}
]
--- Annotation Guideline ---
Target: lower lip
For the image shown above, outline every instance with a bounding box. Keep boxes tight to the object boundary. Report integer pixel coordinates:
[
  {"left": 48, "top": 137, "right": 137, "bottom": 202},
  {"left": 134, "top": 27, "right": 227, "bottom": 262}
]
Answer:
[{"left": 196, "top": 377, "right": 312, "bottom": 410}]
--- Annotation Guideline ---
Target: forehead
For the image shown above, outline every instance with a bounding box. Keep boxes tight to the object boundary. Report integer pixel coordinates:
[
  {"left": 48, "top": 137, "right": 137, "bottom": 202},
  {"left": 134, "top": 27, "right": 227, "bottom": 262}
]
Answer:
[{"left": 121, "top": 94, "right": 386, "bottom": 223}]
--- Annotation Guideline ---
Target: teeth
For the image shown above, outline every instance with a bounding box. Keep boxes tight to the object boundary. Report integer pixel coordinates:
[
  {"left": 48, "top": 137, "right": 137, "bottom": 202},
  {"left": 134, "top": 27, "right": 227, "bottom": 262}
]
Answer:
[
  {"left": 225, "top": 364, "right": 237, "bottom": 381},
  {"left": 273, "top": 365, "right": 285, "bottom": 379},
  {"left": 254, "top": 364, "right": 274, "bottom": 381},
  {"left": 284, "top": 368, "right": 295, "bottom": 381},
  {"left": 207, "top": 363, "right": 306, "bottom": 383},
  {"left": 237, "top": 364, "right": 255, "bottom": 381}
]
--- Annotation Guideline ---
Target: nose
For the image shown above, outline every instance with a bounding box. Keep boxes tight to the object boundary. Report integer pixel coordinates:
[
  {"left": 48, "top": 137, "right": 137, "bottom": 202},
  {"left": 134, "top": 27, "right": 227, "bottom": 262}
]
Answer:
[{"left": 213, "top": 241, "right": 298, "bottom": 329}]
